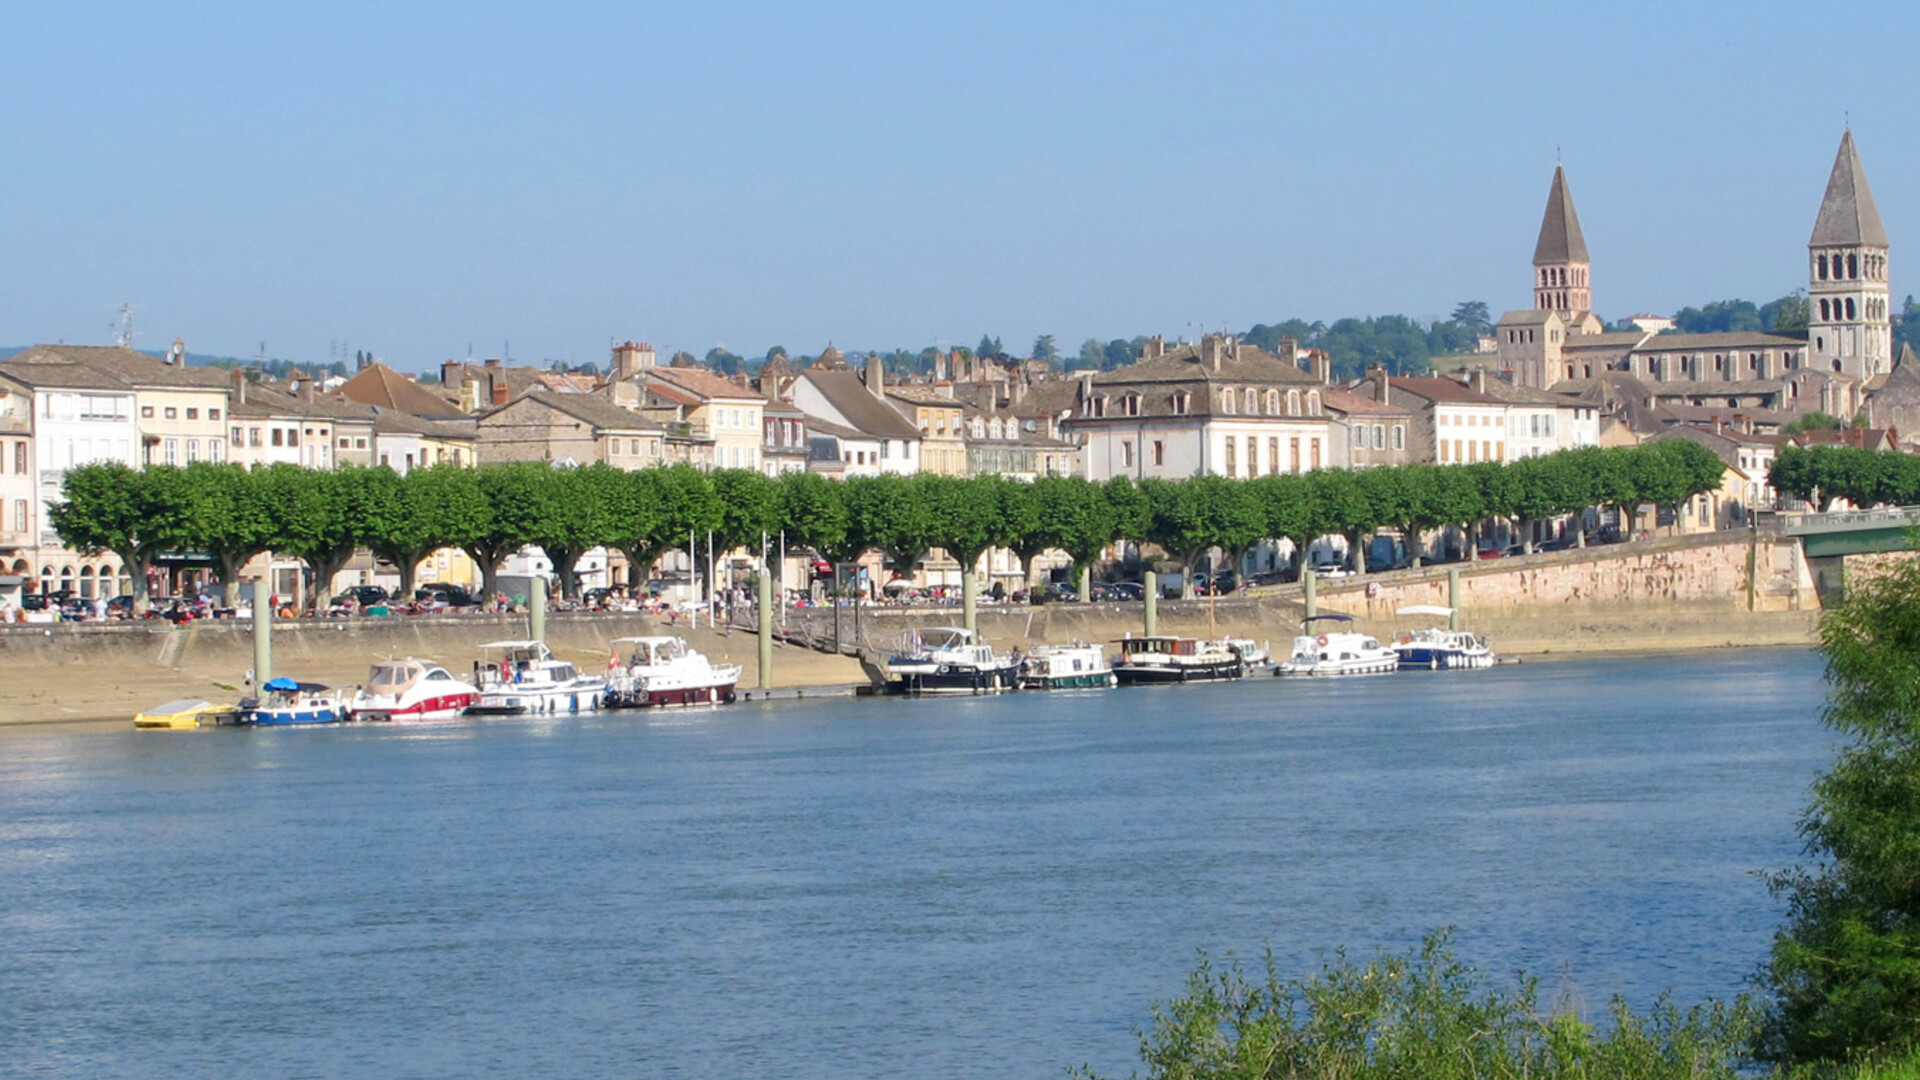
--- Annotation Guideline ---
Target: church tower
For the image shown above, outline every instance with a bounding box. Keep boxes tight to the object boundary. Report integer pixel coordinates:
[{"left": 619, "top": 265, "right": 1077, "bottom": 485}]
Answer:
[
  {"left": 1808, "top": 129, "right": 1891, "bottom": 380},
  {"left": 1532, "top": 165, "right": 1592, "bottom": 318}
]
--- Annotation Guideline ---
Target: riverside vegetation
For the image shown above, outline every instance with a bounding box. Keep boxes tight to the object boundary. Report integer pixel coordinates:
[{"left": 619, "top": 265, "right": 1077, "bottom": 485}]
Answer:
[
  {"left": 1073, "top": 551, "right": 1920, "bottom": 1080},
  {"left": 50, "top": 440, "right": 1732, "bottom": 615}
]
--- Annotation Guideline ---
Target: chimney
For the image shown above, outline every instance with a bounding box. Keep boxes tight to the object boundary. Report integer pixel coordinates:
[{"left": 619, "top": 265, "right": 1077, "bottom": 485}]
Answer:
[
  {"left": 865, "top": 354, "right": 885, "bottom": 399},
  {"left": 1470, "top": 369, "right": 1488, "bottom": 394},
  {"left": 612, "top": 341, "right": 654, "bottom": 380},
  {"left": 441, "top": 359, "right": 464, "bottom": 388},
  {"left": 299, "top": 379, "right": 316, "bottom": 403},
  {"left": 1144, "top": 335, "right": 1165, "bottom": 360},
  {"left": 1200, "top": 334, "right": 1224, "bottom": 371},
  {"left": 230, "top": 367, "right": 248, "bottom": 405},
  {"left": 1280, "top": 335, "right": 1298, "bottom": 367},
  {"left": 1368, "top": 363, "right": 1389, "bottom": 402},
  {"left": 491, "top": 373, "right": 509, "bottom": 407}
]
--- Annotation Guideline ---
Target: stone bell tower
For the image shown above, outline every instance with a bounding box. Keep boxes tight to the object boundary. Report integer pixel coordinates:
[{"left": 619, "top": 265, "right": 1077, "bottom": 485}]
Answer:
[{"left": 1808, "top": 129, "right": 1891, "bottom": 380}]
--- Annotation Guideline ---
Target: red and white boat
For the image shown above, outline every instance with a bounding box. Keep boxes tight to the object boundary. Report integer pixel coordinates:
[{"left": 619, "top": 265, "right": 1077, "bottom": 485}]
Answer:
[
  {"left": 347, "top": 657, "right": 480, "bottom": 722},
  {"left": 602, "top": 636, "right": 741, "bottom": 708}
]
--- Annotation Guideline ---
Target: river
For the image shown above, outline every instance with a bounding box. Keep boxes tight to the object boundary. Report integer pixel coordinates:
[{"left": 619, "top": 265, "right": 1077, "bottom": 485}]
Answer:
[{"left": 0, "top": 647, "right": 1832, "bottom": 1078}]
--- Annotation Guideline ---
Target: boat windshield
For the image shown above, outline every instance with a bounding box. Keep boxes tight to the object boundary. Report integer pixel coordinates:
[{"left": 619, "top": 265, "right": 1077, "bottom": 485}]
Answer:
[{"left": 367, "top": 662, "right": 424, "bottom": 695}]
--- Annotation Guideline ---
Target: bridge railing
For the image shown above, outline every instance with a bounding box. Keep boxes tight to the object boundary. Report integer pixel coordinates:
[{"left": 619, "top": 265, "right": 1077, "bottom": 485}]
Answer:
[{"left": 1782, "top": 507, "right": 1920, "bottom": 534}]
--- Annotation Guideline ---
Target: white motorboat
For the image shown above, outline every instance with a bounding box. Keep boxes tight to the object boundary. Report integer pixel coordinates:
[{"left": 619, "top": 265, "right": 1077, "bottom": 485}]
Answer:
[
  {"left": 1019, "top": 642, "right": 1115, "bottom": 690},
  {"left": 1111, "top": 635, "right": 1244, "bottom": 685},
  {"left": 468, "top": 640, "right": 606, "bottom": 715},
  {"left": 1275, "top": 614, "right": 1399, "bottom": 677},
  {"left": 883, "top": 626, "right": 1021, "bottom": 694},
  {"left": 242, "top": 677, "right": 348, "bottom": 725},
  {"left": 1391, "top": 606, "right": 1496, "bottom": 670},
  {"left": 347, "top": 658, "right": 480, "bottom": 722},
  {"left": 1225, "top": 638, "right": 1272, "bottom": 670},
  {"left": 602, "top": 636, "right": 742, "bottom": 708}
]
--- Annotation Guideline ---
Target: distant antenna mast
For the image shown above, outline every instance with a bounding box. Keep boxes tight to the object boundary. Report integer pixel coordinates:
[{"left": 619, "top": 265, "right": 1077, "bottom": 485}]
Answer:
[{"left": 110, "top": 303, "right": 135, "bottom": 348}]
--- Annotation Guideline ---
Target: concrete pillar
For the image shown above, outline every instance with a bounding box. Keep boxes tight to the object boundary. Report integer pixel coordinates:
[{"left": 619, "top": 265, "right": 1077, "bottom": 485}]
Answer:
[
  {"left": 251, "top": 581, "right": 271, "bottom": 688},
  {"left": 962, "top": 566, "right": 978, "bottom": 635},
  {"left": 757, "top": 569, "right": 773, "bottom": 690},
  {"left": 531, "top": 576, "right": 547, "bottom": 645},
  {"left": 1447, "top": 568, "right": 1461, "bottom": 630},
  {"left": 1303, "top": 565, "right": 1317, "bottom": 619},
  {"left": 1144, "top": 570, "right": 1158, "bottom": 637}
]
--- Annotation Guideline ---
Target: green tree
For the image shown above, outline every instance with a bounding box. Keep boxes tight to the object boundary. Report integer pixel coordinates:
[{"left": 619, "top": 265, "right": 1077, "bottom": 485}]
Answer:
[
  {"left": 844, "top": 474, "right": 934, "bottom": 589},
  {"left": 1030, "top": 475, "right": 1116, "bottom": 599},
  {"left": 461, "top": 462, "right": 557, "bottom": 601},
  {"left": 50, "top": 462, "right": 195, "bottom": 615},
  {"left": 1032, "top": 334, "right": 1059, "bottom": 365},
  {"left": 1073, "top": 338, "right": 1105, "bottom": 372},
  {"left": 523, "top": 463, "right": 616, "bottom": 599},
  {"left": 1759, "top": 554, "right": 1920, "bottom": 1071},
  {"left": 976, "top": 334, "right": 1003, "bottom": 359},
  {"left": 1450, "top": 300, "right": 1493, "bottom": 336},
  {"left": 711, "top": 468, "right": 784, "bottom": 567},
  {"left": 1762, "top": 290, "right": 1811, "bottom": 334},
  {"left": 177, "top": 462, "right": 276, "bottom": 606},
  {"left": 778, "top": 470, "right": 851, "bottom": 569},
  {"left": 255, "top": 464, "right": 367, "bottom": 612},
  {"left": 923, "top": 473, "right": 1017, "bottom": 623},
  {"left": 363, "top": 464, "right": 489, "bottom": 599}
]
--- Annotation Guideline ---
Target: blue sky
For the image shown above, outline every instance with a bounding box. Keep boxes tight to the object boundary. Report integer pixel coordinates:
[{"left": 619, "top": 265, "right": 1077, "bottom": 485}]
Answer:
[{"left": 2, "top": 2, "right": 1912, "bottom": 370}]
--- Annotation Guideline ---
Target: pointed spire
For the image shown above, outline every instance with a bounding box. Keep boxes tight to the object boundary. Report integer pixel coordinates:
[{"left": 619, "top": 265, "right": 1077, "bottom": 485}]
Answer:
[
  {"left": 1533, "top": 165, "right": 1589, "bottom": 264},
  {"left": 1810, "top": 129, "right": 1888, "bottom": 248}
]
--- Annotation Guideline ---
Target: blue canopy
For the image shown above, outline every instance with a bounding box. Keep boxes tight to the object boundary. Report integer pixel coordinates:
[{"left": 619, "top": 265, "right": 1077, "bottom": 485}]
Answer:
[{"left": 263, "top": 677, "right": 300, "bottom": 691}]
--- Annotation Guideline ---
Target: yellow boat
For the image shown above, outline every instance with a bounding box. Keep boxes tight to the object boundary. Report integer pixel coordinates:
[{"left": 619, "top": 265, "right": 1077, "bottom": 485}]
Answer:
[{"left": 132, "top": 699, "right": 240, "bottom": 729}]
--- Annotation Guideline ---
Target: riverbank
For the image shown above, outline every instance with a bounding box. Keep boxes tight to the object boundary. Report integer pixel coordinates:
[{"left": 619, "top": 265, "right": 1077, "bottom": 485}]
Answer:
[{"left": 0, "top": 595, "right": 1818, "bottom": 733}]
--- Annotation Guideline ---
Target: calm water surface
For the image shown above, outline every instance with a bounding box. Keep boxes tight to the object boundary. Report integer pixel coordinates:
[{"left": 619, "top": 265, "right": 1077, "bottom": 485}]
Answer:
[{"left": 0, "top": 648, "right": 1832, "bottom": 1078}]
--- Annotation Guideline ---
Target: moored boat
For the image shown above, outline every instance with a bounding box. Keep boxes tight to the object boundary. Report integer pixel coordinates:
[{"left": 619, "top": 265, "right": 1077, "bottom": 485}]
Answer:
[
  {"left": 242, "top": 677, "right": 348, "bottom": 725},
  {"left": 347, "top": 658, "right": 480, "bottom": 722},
  {"left": 1275, "top": 614, "right": 1399, "bottom": 677},
  {"left": 602, "top": 636, "right": 742, "bottom": 708},
  {"left": 883, "top": 626, "right": 1021, "bottom": 694},
  {"left": 1019, "top": 642, "right": 1116, "bottom": 690},
  {"left": 132, "top": 699, "right": 240, "bottom": 729},
  {"left": 468, "top": 640, "right": 605, "bottom": 715},
  {"left": 1111, "top": 635, "right": 1244, "bottom": 685},
  {"left": 1391, "top": 606, "right": 1495, "bottom": 670},
  {"left": 1225, "top": 638, "right": 1272, "bottom": 671}
]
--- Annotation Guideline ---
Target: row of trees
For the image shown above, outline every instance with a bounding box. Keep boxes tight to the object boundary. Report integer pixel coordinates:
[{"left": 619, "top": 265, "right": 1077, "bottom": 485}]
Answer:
[
  {"left": 51, "top": 441, "right": 1725, "bottom": 615},
  {"left": 1767, "top": 444, "right": 1920, "bottom": 512}
]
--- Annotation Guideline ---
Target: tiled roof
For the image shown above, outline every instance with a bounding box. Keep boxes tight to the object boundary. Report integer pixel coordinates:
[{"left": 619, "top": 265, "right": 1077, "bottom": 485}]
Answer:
[
  {"left": 490, "top": 390, "right": 664, "bottom": 433},
  {"left": 5, "top": 344, "right": 231, "bottom": 389},
  {"left": 1383, "top": 377, "right": 1505, "bottom": 406},
  {"left": 1319, "top": 385, "right": 1412, "bottom": 417},
  {"left": 1635, "top": 332, "right": 1808, "bottom": 352},
  {"left": 1090, "top": 341, "right": 1320, "bottom": 387},
  {"left": 648, "top": 367, "right": 765, "bottom": 402},
  {"left": 800, "top": 369, "right": 923, "bottom": 439},
  {"left": 337, "top": 363, "right": 469, "bottom": 418}
]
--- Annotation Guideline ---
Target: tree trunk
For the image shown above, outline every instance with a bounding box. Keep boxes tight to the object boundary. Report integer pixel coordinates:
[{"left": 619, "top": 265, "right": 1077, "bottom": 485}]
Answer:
[
  {"left": 123, "top": 549, "right": 153, "bottom": 615},
  {"left": 214, "top": 553, "right": 247, "bottom": 608}
]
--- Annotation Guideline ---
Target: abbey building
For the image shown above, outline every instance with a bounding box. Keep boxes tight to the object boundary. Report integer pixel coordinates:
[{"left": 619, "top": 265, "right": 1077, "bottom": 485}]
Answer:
[{"left": 1495, "top": 130, "right": 1891, "bottom": 426}]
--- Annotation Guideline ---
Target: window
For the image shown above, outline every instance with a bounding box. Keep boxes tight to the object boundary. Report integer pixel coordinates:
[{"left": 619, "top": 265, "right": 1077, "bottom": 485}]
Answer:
[
  {"left": 142, "top": 406, "right": 154, "bottom": 418},
  {"left": 1121, "top": 440, "right": 1134, "bottom": 467},
  {"left": 250, "top": 427, "right": 263, "bottom": 447},
  {"left": 186, "top": 438, "right": 199, "bottom": 463},
  {"left": 11, "top": 442, "right": 21, "bottom": 473},
  {"left": 1310, "top": 440, "right": 1321, "bottom": 470},
  {"left": 1220, "top": 390, "right": 1236, "bottom": 415},
  {"left": 1172, "top": 392, "right": 1190, "bottom": 415},
  {"left": 1152, "top": 440, "right": 1165, "bottom": 466},
  {"left": 1122, "top": 394, "right": 1140, "bottom": 417},
  {"left": 271, "top": 429, "right": 283, "bottom": 447},
  {"left": 1224, "top": 438, "right": 1237, "bottom": 477},
  {"left": 1392, "top": 426, "right": 1405, "bottom": 450},
  {"left": 339, "top": 437, "right": 350, "bottom": 449},
  {"left": 13, "top": 499, "right": 26, "bottom": 533},
  {"left": 1268, "top": 437, "right": 1279, "bottom": 473},
  {"left": 164, "top": 406, "right": 177, "bottom": 419},
  {"left": 1244, "top": 388, "right": 1257, "bottom": 414},
  {"left": 163, "top": 438, "right": 178, "bottom": 465},
  {"left": 1287, "top": 390, "right": 1301, "bottom": 415},
  {"left": 1266, "top": 390, "right": 1279, "bottom": 414},
  {"left": 209, "top": 440, "right": 222, "bottom": 464},
  {"left": 209, "top": 409, "right": 220, "bottom": 421},
  {"left": 287, "top": 428, "right": 300, "bottom": 448},
  {"left": 1372, "top": 424, "right": 1385, "bottom": 449},
  {"left": 1307, "top": 391, "right": 1321, "bottom": 416},
  {"left": 1353, "top": 423, "right": 1369, "bottom": 450},
  {"left": 186, "top": 408, "right": 199, "bottom": 420},
  {"left": 1289, "top": 436, "right": 1300, "bottom": 472}
]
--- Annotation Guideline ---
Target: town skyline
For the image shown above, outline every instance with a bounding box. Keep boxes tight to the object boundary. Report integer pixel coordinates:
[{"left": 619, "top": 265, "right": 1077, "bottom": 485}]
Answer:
[{"left": 3, "top": 3, "right": 1912, "bottom": 369}]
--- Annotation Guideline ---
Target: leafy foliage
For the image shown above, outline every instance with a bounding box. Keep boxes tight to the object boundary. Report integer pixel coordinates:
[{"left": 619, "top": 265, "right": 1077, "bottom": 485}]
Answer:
[
  {"left": 1072, "top": 931, "right": 1755, "bottom": 1080},
  {"left": 1759, "top": 554, "right": 1920, "bottom": 1072}
]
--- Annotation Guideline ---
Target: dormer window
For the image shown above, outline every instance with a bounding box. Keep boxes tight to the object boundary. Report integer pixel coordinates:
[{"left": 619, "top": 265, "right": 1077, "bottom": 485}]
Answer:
[
  {"left": 1243, "top": 388, "right": 1257, "bottom": 414},
  {"left": 1265, "top": 389, "right": 1279, "bottom": 414},
  {"left": 1092, "top": 395, "right": 1109, "bottom": 418},
  {"left": 1220, "top": 391, "right": 1236, "bottom": 415},
  {"left": 1172, "top": 392, "right": 1191, "bottom": 415},
  {"left": 1287, "top": 390, "right": 1301, "bottom": 416},
  {"left": 1307, "top": 391, "right": 1321, "bottom": 416},
  {"left": 1122, "top": 394, "right": 1141, "bottom": 417}
]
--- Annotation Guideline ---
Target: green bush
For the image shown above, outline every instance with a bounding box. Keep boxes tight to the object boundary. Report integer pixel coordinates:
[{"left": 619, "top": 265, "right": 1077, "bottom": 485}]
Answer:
[{"left": 1072, "top": 931, "right": 1755, "bottom": 1080}]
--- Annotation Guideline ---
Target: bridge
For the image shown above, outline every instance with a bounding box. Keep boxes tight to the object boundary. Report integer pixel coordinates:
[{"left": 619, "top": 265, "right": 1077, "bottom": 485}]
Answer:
[{"left": 1782, "top": 507, "right": 1920, "bottom": 557}]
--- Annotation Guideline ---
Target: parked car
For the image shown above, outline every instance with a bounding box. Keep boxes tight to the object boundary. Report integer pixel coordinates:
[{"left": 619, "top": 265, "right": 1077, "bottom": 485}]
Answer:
[
  {"left": 334, "top": 585, "right": 391, "bottom": 607},
  {"left": 414, "top": 583, "right": 482, "bottom": 609},
  {"left": 105, "top": 595, "right": 136, "bottom": 617},
  {"left": 1097, "top": 581, "right": 1145, "bottom": 601},
  {"left": 1043, "top": 582, "right": 1082, "bottom": 603}
]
